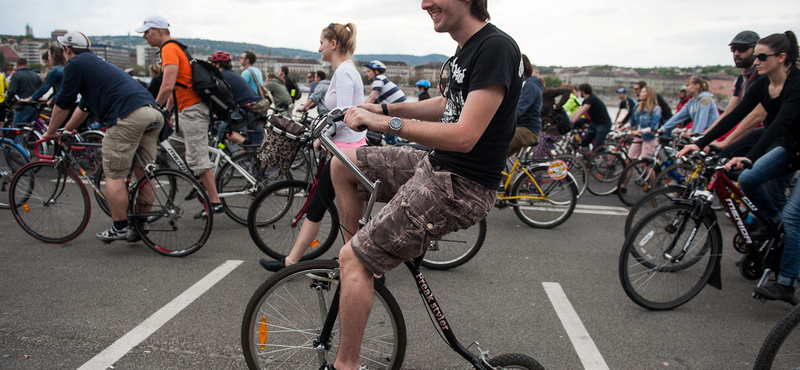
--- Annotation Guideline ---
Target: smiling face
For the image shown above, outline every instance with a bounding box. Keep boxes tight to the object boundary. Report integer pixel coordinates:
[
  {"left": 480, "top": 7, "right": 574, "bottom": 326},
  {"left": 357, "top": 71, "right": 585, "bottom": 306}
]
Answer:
[{"left": 421, "top": 0, "right": 466, "bottom": 34}]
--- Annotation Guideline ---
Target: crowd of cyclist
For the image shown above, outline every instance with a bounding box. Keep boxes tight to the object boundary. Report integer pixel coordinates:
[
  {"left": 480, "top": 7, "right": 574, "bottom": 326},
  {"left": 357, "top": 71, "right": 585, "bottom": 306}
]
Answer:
[{"left": 2, "top": 19, "right": 799, "bottom": 306}]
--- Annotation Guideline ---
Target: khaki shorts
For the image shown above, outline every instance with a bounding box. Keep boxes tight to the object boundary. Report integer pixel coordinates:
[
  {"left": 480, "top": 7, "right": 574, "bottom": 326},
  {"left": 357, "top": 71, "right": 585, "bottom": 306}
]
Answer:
[
  {"left": 350, "top": 146, "right": 496, "bottom": 275},
  {"left": 102, "top": 106, "right": 164, "bottom": 179},
  {"left": 628, "top": 138, "right": 659, "bottom": 160},
  {"left": 174, "top": 102, "right": 213, "bottom": 177},
  {"left": 507, "top": 126, "right": 540, "bottom": 158}
]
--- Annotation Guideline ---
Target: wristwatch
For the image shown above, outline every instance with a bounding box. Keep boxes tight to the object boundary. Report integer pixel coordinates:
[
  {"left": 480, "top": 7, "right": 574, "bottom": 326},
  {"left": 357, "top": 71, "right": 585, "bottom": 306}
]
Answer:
[{"left": 388, "top": 117, "right": 403, "bottom": 136}]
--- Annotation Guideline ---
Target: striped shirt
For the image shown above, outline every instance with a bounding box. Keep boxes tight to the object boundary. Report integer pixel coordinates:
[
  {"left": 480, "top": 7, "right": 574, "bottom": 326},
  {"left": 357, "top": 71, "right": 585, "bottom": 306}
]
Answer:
[{"left": 371, "top": 75, "right": 407, "bottom": 104}]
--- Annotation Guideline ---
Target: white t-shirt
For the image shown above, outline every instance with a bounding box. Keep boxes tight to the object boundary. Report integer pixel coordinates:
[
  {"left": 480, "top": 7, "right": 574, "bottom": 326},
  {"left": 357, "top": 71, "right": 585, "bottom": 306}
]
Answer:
[{"left": 324, "top": 60, "right": 366, "bottom": 143}]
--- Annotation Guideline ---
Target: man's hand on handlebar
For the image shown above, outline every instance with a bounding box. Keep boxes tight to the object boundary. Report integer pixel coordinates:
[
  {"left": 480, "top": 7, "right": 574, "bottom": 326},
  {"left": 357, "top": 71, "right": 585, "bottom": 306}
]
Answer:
[
  {"left": 677, "top": 144, "right": 700, "bottom": 158},
  {"left": 344, "top": 106, "right": 388, "bottom": 133},
  {"left": 41, "top": 130, "right": 61, "bottom": 142},
  {"left": 357, "top": 103, "right": 383, "bottom": 115},
  {"left": 724, "top": 156, "right": 752, "bottom": 171}
]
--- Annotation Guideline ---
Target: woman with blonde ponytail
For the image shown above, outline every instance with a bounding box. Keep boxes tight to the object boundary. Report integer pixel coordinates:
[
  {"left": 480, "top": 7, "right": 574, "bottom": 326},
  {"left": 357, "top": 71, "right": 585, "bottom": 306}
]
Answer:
[
  {"left": 259, "top": 22, "right": 367, "bottom": 272},
  {"left": 659, "top": 75, "right": 719, "bottom": 136}
]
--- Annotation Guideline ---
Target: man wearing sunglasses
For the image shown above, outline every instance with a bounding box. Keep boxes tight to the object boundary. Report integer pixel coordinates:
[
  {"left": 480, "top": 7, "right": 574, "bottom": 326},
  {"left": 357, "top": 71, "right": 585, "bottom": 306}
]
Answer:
[{"left": 326, "top": 1, "right": 522, "bottom": 369}]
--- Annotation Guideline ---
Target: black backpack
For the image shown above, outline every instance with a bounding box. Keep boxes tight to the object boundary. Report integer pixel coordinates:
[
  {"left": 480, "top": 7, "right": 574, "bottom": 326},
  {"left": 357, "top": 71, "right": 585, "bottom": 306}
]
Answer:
[
  {"left": 284, "top": 77, "right": 302, "bottom": 101},
  {"left": 548, "top": 107, "right": 574, "bottom": 135},
  {"left": 160, "top": 40, "right": 239, "bottom": 121}
]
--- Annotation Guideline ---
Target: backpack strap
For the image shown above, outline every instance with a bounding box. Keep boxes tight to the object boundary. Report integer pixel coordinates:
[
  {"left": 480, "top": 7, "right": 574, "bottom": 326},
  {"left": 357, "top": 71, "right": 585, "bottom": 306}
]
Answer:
[{"left": 159, "top": 39, "right": 192, "bottom": 89}]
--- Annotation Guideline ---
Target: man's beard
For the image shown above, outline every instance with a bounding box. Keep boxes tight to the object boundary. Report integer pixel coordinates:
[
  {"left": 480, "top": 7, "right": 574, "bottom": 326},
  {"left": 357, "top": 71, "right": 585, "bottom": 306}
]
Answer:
[{"left": 735, "top": 54, "right": 755, "bottom": 69}]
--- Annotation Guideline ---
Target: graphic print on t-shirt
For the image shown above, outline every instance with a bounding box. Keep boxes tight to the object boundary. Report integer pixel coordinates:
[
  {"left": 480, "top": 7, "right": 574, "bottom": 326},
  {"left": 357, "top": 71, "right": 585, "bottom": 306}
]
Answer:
[{"left": 443, "top": 57, "right": 466, "bottom": 124}]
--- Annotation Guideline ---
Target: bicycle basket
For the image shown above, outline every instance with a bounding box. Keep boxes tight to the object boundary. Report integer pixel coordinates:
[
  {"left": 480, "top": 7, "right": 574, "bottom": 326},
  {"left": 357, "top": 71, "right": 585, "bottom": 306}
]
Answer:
[{"left": 257, "top": 115, "right": 308, "bottom": 171}]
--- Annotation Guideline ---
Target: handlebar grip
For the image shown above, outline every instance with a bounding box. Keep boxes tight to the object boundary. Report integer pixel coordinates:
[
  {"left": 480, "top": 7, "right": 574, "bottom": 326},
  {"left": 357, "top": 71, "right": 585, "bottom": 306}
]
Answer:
[
  {"left": 741, "top": 159, "right": 753, "bottom": 170},
  {"left": 707, "top": 144, "right": 721, "bottom": 154},
  {"left": 33, "top": 138, "right": 55, "bottom": 160},
  {"left": 357, "top": 125, "right": 368, "bottom": 132}
]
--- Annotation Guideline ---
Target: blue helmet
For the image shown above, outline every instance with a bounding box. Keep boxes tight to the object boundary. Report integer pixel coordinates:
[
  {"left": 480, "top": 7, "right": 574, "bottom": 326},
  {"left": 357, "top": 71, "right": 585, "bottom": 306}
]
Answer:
[
  {"left": 415, "top": 79, "right": 431, "bottom": 88},
  {"left": 363, "top": 60, "right": 387, "bottom": 74}
]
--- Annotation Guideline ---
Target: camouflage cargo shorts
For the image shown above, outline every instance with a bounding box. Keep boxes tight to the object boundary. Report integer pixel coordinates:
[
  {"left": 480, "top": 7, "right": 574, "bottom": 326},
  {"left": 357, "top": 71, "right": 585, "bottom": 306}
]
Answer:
[{"left": 350, "top": 146, "right": 496, "bottom": 276}]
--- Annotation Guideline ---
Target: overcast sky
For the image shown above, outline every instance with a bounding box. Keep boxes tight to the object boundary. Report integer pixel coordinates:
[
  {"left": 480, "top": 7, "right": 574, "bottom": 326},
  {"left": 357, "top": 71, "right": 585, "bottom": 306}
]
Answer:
[{"left": 4, "top": 0, "right": 797, "bottom": 68}]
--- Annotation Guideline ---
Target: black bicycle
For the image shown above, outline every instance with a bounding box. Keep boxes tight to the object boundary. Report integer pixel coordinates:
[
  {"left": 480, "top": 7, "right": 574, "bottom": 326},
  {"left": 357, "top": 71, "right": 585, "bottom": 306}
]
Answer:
[
  {"left": 241, "top": 109, "right": 543, "bottom": 369},
  {"left": 753, "top": 303, "right": 800, "bottom": 369}
]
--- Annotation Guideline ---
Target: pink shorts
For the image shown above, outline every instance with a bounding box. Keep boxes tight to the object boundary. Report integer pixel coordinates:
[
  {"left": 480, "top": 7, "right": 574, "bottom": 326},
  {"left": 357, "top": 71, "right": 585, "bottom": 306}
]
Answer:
[
  {"left": 333, "top": 138, "right": 367, "bottom": 150},
  {"left": 628, "top": 139, "right": 658, "bottom": 160}
]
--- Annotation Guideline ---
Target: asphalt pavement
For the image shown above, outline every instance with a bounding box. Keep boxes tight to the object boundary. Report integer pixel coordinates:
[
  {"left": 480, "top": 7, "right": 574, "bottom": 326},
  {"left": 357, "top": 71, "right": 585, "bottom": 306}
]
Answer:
[{"left": 0, "top": 189, "right": 793, "bottom": 370}]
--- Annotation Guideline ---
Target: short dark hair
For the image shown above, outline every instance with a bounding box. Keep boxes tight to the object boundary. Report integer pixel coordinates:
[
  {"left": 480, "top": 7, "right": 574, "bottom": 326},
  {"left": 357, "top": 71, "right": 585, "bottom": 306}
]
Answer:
[
  {"left": 280, "top": 66, "right": 289, "bottom": 76},
  {"left": 471, "top": 0, "right": 491, "bottom": 22},
  {"left": 316, "top": 70, "right": 327, "bottom": 80},
  {"left": 635, "top": 81, "right": 647, "bottom": 88},
  {"left": 243, "top": 51, "right": 256, "bottom": 65},
  {"left": 16, "top": 58, "right": 28, "bottom": 67},
  {"left": 579, "top": 83, "right": 593, "bottom": 95},
  {"left": 2, "top": 64, "right": 12, "bottom": 72},
  {"left": 215, "top": 60, "right": 232, "bottom": 70}
]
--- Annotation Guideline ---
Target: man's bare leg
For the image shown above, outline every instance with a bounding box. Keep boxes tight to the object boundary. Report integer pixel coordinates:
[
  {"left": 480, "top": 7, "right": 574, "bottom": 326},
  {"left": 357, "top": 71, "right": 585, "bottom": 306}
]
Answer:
[
  {"left": 198, "top": 169, "right": 220, "bottom": 203},
  {"left": 330, "top": 149, "right": 365, "bottom": 244},
  {"left": 333, "top": 243, "right": 374, "bottom": 370}
]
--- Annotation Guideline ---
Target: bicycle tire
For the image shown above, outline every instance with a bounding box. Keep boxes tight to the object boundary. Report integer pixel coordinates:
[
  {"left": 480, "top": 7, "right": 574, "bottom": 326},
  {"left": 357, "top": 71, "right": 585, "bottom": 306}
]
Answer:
[
  {"left": 1, "top": 140, "right": 29, "bottom": 209},
  {"left": 511, "top": 165, "right": 577, "bottom": 228},
  {"left": 216, "top": 151, "right": 291, "bottom": 226},
  {"left": 9, "top": 161, "right": 90, "bottom": 243},
  {"left": 556, "top": 154, "right": 587, "bottom": 199},
  {"left": 421, "top": 218, "right": 487, "bottom": 270},
  {"left": 587, "top": 151, "right": 625, "bottom": 196},
  {"left": 619, "top": 203, "right": 722, "bottom": 310},
  {"left": 617, "top": 159, "right": 658, "bottom": 207},
  {"left": 289, "top": 149, "right": 312, "bottom": 184},
  {"left": 72, "top": 130, "right": 104, "bottom": 175},
  {"left": 130, "top": 168, "right": 212, "bottom": 257},
  {"left": 248, "top": 180, "right": 339, "bottom": 261},
  {"left": 241, "top": 260, "right": 407, "bottom": 370},
  {"left": 653, "top": 161, "right": 694, "bottom": 188},
  {"left": 753, "top": 303, "right": 800, "bottom": 370},
  {"left": 624, "top": 185, "right": 686, "bottom": 237},
  {"left": 487, "top": 353, "right": 546, "bottom": 370},
  {"left": 93, "top": 154, "right": 172, "bottom": 218}
]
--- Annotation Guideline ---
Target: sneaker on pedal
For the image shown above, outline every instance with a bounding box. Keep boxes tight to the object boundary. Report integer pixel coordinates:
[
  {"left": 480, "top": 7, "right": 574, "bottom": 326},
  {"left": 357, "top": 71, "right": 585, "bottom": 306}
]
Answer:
[
  {"left": 96, "top": 226, "right": 131, "bottom": 243},
  {"left": 193, "top": 203, "right": 224, "bottom": 219},
  {"left": 754, "top": 283, "right": 799, "bottom": 305}
]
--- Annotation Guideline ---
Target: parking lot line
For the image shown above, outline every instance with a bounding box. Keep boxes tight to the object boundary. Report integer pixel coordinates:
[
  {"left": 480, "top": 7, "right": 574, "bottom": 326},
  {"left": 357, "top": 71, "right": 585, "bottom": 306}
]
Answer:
[
  {"left": 77, "top": 260, "right": 244, "bottom": 370},
  {"left": 543, "top": 282, "right": 610, "bottom": 370}
]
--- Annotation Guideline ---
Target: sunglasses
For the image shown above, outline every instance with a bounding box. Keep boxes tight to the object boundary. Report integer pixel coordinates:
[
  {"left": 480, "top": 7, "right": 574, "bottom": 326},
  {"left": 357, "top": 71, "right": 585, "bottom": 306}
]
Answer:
[
  {"left": 327, "top": 23, "right": 339, "bottom": 44},
  {"left": 730, "top": 44, "right": 753, "bottom": 53},
  {"left": 755, "top": 53, "right": 779, "bottom": 61}
]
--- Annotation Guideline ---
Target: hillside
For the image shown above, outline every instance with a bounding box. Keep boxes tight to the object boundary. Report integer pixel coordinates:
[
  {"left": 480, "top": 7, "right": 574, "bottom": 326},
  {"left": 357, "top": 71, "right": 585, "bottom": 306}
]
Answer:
[{"left": 87, "top": 35, "right": 448, "bottom": 66}]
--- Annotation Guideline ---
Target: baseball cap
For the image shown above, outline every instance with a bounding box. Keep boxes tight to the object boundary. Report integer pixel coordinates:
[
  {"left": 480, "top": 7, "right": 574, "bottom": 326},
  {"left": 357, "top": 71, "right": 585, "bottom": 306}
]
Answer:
[
  {"left": 135, "top": 15, "right": 170, "bottom": 33},
  {"left": 680, "top": 86, "right": 686, "bottom": 91},
  {"left": 729, "top": 30, "right": 760, "bottom": 46},
  {"left": 616, "top": 88, "right": 627, "bottom": 94},
  {"left": 57, "top": 31, "right": 91, "bottom": 48}
]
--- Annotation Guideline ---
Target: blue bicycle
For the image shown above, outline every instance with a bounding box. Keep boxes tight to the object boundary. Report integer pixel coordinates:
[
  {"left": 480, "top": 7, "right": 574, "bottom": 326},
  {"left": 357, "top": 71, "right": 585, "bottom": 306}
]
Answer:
[{"left": 1, "top": 127, "right": 30, "bottom": 209}]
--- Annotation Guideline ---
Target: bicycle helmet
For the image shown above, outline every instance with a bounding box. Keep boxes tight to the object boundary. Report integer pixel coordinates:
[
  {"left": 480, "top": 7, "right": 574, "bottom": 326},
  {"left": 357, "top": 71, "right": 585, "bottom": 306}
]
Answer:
[
  {"left": 210, "top": 51, "right": 232, "bottom": 63},
  {"left": 415, "top": 79, "right": 431, "bottom": 88},
  {"left": 363, "top": 60, "right": 387, "bottom": 74}
]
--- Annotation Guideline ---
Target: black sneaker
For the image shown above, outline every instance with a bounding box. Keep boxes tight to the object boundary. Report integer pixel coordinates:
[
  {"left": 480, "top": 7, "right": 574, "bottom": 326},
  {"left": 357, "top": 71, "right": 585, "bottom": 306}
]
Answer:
[
  {"left": 260, "top": 258, "right": 286, "bottom": 272},
  {"left": 754, "top": 283, "right": 799, "bottom": 305},
  {"left": 193, "top": 203, "right": 224, "bottom": 219}
]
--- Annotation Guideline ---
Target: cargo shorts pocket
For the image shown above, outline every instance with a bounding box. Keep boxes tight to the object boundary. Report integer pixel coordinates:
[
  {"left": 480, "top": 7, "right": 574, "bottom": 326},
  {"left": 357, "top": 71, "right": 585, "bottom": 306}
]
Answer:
[{"left": 366, "top": 200, "right": 427, "bottom": 262}]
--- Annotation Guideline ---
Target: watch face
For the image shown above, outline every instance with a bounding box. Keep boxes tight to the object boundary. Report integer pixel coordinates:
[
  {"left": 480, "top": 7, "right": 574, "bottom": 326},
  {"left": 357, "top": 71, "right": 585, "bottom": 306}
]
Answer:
[{"left": 389, "top": 117, "right": 402, "bottom": 130}]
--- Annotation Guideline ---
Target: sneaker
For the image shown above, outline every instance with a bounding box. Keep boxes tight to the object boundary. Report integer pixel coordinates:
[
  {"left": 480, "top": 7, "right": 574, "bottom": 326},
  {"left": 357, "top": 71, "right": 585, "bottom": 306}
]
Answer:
[
  {"left": 96, "top": 226, "right": 130, "bottom": 243},
  {"left": 127, "top": 223, "right": 149, "bottom": 243},
  {"left": 754, "top": 283, "right": 799, "bottom": 305},
  {"left": 193, "top": 203, "right": 224, "bottom": 219},
  {"left": 260, "top": 258, "right": 286, "bottom": 272}
]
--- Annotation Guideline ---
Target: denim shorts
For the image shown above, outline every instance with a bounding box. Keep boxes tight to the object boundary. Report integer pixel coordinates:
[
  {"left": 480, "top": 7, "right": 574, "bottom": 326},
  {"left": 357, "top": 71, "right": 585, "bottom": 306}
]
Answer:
[{"left": 350, "top": 146, "right": 495, "bottom": 275}]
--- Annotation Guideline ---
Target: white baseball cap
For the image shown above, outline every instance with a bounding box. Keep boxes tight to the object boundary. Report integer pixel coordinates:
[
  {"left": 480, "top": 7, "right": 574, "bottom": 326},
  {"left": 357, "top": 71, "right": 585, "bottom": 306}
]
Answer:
[
  {"left": 57, "top": 31, "right": 91, "bottom": 48},
  {"left": 135, "top": 15, "right": 170, "bottom": 33}
]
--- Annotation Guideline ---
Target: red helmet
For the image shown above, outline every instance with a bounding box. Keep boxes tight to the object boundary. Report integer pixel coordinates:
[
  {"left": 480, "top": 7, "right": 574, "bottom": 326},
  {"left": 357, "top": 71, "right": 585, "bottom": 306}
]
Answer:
[{"left": 210, "top": 51, "right": 231, "bottom": 62}]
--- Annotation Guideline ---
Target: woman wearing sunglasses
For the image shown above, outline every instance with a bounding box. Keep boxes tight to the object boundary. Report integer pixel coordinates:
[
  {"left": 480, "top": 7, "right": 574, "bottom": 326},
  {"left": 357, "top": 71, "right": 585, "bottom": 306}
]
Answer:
[
  {"left": 260, "top": 22, "right": 367, "bottom": 272},
  {"left": 658, "top": 76, "right": 719, "bottom": 137},
  {"left": 680, "top": 31, "right": 800, "bottom": 304}
]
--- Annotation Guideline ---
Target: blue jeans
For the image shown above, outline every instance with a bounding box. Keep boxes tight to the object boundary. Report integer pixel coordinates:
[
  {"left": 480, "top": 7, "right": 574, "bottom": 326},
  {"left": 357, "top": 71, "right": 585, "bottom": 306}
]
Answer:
[
  {"left": 13, "top": 106, "right": 37, "bottom": 126},
  {"left": 738, "top": 146, "right": 800, "bottom": 286}
]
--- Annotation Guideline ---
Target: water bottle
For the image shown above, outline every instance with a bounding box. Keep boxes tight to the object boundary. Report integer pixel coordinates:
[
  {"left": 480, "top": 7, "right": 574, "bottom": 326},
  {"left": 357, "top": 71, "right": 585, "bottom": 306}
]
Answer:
[
  {"left": 88, "top": 122, "right": 100, "bottom": 130},
  {"left": 745, "top": 214, "right": 756, "bottom": 230}
]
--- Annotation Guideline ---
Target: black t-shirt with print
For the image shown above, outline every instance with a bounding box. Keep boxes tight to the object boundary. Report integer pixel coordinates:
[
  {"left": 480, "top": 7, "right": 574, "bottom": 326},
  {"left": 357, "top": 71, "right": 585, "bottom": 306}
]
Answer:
[
  {"left": 582, "top": 94, "right": 612, "bottom": 127},
  {"left": 429, "top": 23, "right": 522, "bottom": 189}
]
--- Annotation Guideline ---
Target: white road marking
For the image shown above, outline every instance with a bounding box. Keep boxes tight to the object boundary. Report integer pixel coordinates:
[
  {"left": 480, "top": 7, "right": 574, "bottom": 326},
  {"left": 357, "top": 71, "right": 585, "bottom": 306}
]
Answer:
[
  {"left": 77, "top": 260, "right": 244, "bottom": 370},
  {"left": 516, "top": 204, "right": 629, "bottom": 216},
  {"left": 542, "top": 282, "right": 610, "bottom": 370}
]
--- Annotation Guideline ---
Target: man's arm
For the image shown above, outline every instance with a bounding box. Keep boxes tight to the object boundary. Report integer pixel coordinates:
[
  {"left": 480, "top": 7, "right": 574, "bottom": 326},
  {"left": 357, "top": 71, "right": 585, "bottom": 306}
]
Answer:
[
  {"left": 361, "top": 96, "right": 447, "bottom": 122},
  {"left": 348, "top": 84, "right": 506, "bottom": 153},
  {"left": 571, "top": 104, "right": 590, "bottom": 122},
  {"left": 364, "top": 90, "right": 379, "bottom": 104},
  {"left": 710, "top": 104, "right": 767, "bottom": 148},
  {"left": 155, "top": 65, "right": 178, "bottom": 107}
]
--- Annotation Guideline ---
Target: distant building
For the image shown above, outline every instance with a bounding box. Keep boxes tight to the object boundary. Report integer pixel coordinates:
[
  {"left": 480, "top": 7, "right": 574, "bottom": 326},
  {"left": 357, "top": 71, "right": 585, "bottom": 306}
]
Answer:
[
  {"left": 25, "top": 24, "right": 33, "bottom": 37},
  {"left": 19, "top": 40, "right": 45, "bottom": 64},
  {"left": 93, "top": 44, "right": 131, "bottom": 69},
  {"left": 709, "top": 75, "right": 735, "bottom": 98},
  {"left": 0, "top": 46, "right": 20, "bottom": 64},
  {"left": 135, "top": 44, "right": 159, "bottom": 68},
  {"left": 51, "top": 30, "right": 68, "bottom": 41},
  {"left": 414, "top": 61, "right": 442, "bottom": 89}
]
